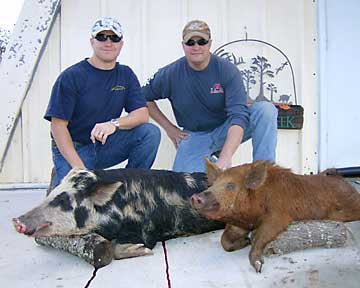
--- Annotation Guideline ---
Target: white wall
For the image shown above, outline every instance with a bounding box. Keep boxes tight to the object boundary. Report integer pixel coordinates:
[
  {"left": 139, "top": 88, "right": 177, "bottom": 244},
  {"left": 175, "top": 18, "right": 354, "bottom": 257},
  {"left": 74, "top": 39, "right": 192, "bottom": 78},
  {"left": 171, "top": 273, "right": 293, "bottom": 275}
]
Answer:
[
  {"left": 0, "top": 0, "right": 318, "bottom": 183},
  {"left": 318, "top": 0, "right": 360, "bottom": 170}
]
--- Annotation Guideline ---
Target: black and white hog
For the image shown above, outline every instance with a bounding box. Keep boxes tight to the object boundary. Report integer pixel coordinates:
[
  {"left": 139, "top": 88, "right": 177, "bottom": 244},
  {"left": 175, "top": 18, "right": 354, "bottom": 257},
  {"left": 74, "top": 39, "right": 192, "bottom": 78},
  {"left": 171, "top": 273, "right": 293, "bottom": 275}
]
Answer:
[{"left": 13, "top": 168, "right": 224, "bottom": 259}]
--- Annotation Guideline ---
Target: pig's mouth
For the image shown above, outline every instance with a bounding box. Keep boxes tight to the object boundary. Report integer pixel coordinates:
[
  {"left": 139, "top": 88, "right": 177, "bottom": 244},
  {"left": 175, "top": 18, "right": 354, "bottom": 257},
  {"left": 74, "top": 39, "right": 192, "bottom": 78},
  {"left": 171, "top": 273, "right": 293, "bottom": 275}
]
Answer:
[{"left": 12, "top": 218, "right": 52, "bottom": 236}]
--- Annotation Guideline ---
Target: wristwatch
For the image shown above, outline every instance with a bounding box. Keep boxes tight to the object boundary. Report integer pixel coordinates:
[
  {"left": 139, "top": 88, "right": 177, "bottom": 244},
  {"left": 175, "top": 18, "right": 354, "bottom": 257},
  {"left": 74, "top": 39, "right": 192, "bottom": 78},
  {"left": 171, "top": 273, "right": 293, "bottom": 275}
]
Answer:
[{"left": 110, "top": 118, "right": 120, "bottom": 130}]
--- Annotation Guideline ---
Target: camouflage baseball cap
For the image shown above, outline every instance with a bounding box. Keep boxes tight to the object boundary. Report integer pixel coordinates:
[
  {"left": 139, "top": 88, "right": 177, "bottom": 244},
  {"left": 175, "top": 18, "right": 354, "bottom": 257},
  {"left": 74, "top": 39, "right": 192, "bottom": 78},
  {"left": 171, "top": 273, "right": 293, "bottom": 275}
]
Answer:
[
  {"left": 182, "top": 20, "right": 211, "bottom": 42},
  {"left": 91, "top": 17, "right": 123, "bottom": 38}
]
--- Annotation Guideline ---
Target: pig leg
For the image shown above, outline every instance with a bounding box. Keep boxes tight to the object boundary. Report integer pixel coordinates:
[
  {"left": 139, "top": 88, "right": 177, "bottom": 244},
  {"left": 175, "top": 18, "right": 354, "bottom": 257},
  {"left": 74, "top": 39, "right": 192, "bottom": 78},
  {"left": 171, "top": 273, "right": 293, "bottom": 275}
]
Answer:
[
  {"left": 113, "top": 243, "right": 153, "bottom": 259},
  {"left": 249, "top": 215, "right": 292, "bottom": 273},
  {"left": 221, "top": 224, "right": 250, "bottom": 252}
]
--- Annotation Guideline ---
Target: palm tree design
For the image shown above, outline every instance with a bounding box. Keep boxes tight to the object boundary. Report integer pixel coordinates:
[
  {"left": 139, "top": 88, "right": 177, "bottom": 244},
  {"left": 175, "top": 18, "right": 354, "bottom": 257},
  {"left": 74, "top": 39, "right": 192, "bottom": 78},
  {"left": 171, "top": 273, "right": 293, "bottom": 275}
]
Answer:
[
  {"left": 250, "top": 56, "right": 275, "bottom": 102},
  {"left": 266, "top": 83, "right": 278, "bottom": 102},
  {"left": 214, "top": 46, "right": 293, "bottom": 105},
  {"left": 242, "top": 69, "right": 256, "bottom": 103}
]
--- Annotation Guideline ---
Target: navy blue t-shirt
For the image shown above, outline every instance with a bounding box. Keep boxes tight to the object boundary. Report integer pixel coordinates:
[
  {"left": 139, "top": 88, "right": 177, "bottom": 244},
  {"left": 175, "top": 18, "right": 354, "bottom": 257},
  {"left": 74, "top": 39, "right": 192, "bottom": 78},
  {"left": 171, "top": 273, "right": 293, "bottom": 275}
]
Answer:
[
  {"left": 142, "top": 54, "right": 249, "bottom": 132},
  {"left": 44, "top": 59, "right": 146, "bottom": 144}
]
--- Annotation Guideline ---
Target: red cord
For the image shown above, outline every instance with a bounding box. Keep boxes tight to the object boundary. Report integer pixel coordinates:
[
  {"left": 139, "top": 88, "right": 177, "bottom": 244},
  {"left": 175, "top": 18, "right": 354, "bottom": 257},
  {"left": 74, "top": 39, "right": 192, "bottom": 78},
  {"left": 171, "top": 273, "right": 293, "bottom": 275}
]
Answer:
[
  {"left": 161, "top": 241, "right": 172, "bottom": 288},
  {"left": 84, "top": 267, "right": 98, "bottom": 288},
  {"left": 84, "top": 243, "right": 172, "bottom": 288}
]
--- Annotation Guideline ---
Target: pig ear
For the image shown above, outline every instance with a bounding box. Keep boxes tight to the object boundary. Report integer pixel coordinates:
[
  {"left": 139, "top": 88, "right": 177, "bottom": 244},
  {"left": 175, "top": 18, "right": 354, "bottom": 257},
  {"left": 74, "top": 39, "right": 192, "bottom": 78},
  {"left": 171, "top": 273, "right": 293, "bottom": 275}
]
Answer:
[
  {"left": 245, "top": 161, "right": 268, "bottom": 190},
  {"left": 205, "top": 158, "right": 222, "bottom": 185},
  {"left": 90, "top": 181, "right": 123, "bottom": 206}
]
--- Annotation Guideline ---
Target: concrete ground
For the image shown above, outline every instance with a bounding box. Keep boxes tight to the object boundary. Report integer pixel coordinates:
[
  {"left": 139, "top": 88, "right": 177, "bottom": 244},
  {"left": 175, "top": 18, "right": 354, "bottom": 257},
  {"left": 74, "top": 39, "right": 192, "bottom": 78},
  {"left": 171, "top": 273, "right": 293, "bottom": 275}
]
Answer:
[{"left": 1, "top": 179, "right": 360, "bottom": 288}]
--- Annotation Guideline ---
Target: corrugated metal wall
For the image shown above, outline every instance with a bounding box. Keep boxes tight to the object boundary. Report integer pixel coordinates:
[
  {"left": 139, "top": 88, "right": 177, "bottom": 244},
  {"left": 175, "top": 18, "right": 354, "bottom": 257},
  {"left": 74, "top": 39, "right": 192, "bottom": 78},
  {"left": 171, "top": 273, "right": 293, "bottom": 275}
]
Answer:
[{"left": 0, "top": 0, "right": 317, "bottom": 183}]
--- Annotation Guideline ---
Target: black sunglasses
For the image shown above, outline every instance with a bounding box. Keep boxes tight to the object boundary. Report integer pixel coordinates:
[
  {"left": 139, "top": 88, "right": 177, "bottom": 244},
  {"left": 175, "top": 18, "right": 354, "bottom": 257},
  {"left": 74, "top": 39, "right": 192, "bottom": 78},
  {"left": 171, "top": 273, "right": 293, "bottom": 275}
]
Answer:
[
  {"left": 95, "top": 33, "right": 123, "bottom": 43},
  {"left": 184, "top": 38, "right": 209, "bottom": 46}
]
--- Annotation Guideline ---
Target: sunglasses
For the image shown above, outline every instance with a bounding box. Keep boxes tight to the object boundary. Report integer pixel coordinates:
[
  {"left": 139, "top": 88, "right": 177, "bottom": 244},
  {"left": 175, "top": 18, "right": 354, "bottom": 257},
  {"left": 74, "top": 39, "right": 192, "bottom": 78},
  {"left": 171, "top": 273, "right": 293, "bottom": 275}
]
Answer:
[
  {"left": 95, "top": 33, "right": 123, "bottom": 43},
  {"left": 184, "top": 38, "right": 209, "bottom": 46}
]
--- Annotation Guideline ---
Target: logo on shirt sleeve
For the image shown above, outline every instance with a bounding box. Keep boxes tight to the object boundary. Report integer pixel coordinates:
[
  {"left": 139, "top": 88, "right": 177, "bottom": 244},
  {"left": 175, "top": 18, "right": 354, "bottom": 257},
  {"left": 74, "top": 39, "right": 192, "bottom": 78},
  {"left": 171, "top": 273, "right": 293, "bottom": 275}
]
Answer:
[
  {"left": 210, "top": 83, "right": 224, "bottom": 94},
  {"left": 111, "top": 85, "right": 126, "bottom": 91}
]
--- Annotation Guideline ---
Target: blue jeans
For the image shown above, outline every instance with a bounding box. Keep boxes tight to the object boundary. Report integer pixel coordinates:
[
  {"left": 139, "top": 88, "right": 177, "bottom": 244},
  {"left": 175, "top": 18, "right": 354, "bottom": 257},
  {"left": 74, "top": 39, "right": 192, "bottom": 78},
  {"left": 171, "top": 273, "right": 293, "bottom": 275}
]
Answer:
[
  {"left": 51, "top": 123, "right": 161, "bottom": 187},
  {"left": 173, "top": 101, "right": 278, "bottom": 173}
]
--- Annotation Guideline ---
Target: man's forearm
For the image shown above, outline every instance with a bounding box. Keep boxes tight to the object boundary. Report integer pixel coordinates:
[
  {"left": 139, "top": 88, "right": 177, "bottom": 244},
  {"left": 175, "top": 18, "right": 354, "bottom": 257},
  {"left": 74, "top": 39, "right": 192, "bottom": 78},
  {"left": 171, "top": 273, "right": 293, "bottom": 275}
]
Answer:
[
  {"left": 147, "top": 101, "right": 175, "bottom": 130},
  {"left": 115, "top": 107, "right": 149, "bottom": 130},
  {"left": 219, "top": 125, "right": 244, "bottom": 160}
]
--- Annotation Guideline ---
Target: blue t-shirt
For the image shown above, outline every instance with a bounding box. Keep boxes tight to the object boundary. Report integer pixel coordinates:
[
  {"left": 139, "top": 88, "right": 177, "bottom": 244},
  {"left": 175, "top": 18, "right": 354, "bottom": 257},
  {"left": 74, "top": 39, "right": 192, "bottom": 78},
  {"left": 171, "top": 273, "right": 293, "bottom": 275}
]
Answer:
[
  {"left": 44, "top": 59, "right": 146, "bottom": 144},
  {"left": 142, "top": 54, "right": 249, "bottom": 132}
]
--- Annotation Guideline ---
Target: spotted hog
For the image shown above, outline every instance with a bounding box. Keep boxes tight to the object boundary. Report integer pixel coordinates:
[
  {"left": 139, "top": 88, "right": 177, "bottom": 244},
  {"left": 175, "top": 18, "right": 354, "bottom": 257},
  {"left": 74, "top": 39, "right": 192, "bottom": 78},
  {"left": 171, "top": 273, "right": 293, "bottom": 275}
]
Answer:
[
  {"left": 13, "top": 168, "right": 224, "bottom": 259},
  {"left": 191, "top": 159, "right": 360, "bottom": 272}
]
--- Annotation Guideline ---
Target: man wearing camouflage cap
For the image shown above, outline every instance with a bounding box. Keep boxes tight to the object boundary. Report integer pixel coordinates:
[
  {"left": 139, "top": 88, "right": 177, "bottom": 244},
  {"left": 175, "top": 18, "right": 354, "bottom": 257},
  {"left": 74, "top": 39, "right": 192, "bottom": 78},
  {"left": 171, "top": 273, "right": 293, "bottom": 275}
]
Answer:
[
  {"left": 45, "top": 17, "right": 160, "bottom": 189},
  {"left": 143, "top": 20, "right": 277, "bottom": 172}
]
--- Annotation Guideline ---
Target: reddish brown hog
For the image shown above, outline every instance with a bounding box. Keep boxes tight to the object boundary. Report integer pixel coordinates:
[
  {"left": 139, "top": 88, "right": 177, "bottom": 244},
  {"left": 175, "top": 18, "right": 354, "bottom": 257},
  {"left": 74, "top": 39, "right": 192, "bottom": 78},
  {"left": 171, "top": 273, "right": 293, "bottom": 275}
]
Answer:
[{"left": 190, "top": 159, "right": 360, "bottom": 273}]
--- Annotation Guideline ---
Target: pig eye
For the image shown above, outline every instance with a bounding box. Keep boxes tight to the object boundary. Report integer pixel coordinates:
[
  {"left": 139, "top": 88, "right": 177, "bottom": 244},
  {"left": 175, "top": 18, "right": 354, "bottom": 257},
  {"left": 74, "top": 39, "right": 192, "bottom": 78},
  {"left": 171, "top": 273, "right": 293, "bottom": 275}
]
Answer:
[
  {"left": 226, "top": 182, "right": 236, "bottom": 192},
  {"left": 49, "top": 192, "right": 73, "bottom": 211}
]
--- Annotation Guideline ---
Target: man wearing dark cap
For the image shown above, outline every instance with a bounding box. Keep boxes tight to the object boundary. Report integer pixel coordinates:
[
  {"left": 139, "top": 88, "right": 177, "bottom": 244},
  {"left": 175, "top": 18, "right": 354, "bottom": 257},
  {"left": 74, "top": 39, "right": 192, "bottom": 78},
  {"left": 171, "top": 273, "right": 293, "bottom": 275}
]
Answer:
[
  {"left": 142, "top": 20, "right": 277, "bottom": 173},
  {"left": 45, "top": 17, "right": 160, "bottom": 189}
]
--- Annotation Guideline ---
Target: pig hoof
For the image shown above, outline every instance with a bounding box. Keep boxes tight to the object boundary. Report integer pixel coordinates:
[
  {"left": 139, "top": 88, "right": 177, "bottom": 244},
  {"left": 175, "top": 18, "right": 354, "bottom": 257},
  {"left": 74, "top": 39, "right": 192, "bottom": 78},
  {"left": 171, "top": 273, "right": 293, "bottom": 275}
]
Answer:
[
  {"left": 254, "top": 260, "right": 263, "bottom": 273},
  {"left": 113, "top": 243, "right": 153, "bottom": 259}
]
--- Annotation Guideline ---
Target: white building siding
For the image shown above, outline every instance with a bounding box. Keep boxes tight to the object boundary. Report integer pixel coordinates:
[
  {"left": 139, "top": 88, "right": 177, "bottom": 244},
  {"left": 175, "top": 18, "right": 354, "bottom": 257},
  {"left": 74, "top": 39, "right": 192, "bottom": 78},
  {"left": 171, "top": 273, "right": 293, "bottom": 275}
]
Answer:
[
  {"left": 318, "top": 0, "right": 360, "bottom": 170},
  {"left": 0, "top": 0, "right": 318, "bottom": 183},
  {"left": 0, "top": 8, "right": 61, "bottom": 183}
]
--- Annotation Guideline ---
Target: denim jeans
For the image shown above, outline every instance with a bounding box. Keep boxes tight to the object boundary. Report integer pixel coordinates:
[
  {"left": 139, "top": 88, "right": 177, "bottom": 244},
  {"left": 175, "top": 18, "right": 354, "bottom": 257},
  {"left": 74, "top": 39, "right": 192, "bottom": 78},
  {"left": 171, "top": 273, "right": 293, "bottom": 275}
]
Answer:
[
  {"left": 51, "top": 123, "right": 161, "bottom": 187},
  {"left": 173, "top": 101, "right": 278, "bottom": 173}
]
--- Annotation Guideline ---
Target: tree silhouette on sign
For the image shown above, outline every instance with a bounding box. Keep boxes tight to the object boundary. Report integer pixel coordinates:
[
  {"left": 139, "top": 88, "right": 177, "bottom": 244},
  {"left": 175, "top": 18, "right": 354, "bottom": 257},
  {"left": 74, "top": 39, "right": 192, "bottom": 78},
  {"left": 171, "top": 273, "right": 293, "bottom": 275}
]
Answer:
[
  {"left": 266, "top": 83, "right": 278, "bottom": 102},
  {"left": 214, "top": 45, "right": 294, "bottom": 105},
  {"left": 250, "top": 56, "right": 275, "bottom": 102},
  {"left": 241, "top": 69, "right": 256, "bottom": 103}
]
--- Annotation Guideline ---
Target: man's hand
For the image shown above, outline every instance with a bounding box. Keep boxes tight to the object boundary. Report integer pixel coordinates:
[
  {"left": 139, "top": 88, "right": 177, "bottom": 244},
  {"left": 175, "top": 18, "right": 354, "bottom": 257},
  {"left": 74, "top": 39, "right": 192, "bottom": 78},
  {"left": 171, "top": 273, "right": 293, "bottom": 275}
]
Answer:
[
  {"left": 215, "top": 155, "right": 232, "bottom": 171},
  {"left": 90, "top": 121, "right": 117, "bottom": 145},
  {"left": 147, "top": 101, "right": 188, "bottom": 148},
  {"left": 165, "top": 124, "right": 189, "bottom": 148},
  {"left": 215, "top": 125, "right": 244, "bottom": 171}
]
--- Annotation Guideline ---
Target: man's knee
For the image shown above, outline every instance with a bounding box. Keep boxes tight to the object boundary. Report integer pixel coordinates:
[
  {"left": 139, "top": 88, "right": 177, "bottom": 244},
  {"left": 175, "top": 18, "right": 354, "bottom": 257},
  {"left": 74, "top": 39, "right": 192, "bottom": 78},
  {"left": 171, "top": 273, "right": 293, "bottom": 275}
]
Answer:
[
  {"left": 139, "top": 123, "right": 161, "bottom": 147},
  {"left": 52, "top": 164, "right": 71, "bottom": 188},
  {"left": 252, "top": 101, "right": 278, "bottom": 119},
  {"left": 173, "top": 158, "right": 206, "bottom": 173}
]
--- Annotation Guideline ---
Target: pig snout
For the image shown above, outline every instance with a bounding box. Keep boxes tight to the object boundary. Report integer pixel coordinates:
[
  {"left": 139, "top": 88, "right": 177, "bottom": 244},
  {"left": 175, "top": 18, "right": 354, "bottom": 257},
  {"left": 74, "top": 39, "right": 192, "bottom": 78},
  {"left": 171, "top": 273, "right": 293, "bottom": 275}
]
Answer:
[
  {"left": 191, "top": 191, "right": 220, "bottom": 212},
  {"left": 191, "top": 194, "right": 205, "bottom": 208},
  {"left": 12, "top": 216, "right": 52, "bottom": 236},
  {"left": 13, "top": 218, "right": 27, "bottom": 234}
]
